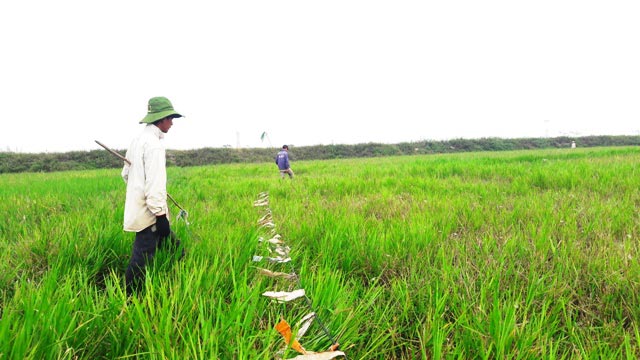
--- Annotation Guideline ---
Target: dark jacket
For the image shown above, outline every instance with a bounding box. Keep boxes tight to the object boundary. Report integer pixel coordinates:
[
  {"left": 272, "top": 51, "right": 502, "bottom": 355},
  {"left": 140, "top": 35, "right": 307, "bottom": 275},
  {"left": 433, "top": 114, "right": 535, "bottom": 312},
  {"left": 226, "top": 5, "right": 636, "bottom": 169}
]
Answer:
[{"left": 275, "top": 150, "right": 290, "bottom": 170}]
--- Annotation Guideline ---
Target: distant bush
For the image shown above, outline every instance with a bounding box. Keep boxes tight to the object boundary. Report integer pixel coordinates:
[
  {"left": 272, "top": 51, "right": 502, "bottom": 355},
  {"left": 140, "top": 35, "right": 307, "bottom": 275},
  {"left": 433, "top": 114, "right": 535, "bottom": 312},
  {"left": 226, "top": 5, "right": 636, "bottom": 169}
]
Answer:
[{"left": 2, "top": 135, "right": 639, "bottom": 174}]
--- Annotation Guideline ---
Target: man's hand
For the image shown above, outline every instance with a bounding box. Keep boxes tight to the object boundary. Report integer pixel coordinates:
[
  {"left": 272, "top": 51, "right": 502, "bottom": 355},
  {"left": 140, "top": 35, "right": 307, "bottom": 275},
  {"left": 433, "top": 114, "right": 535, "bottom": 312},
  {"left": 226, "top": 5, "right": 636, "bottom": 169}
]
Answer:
[{"left": 156, "top": 214, "right": 171, "bottom": 238}]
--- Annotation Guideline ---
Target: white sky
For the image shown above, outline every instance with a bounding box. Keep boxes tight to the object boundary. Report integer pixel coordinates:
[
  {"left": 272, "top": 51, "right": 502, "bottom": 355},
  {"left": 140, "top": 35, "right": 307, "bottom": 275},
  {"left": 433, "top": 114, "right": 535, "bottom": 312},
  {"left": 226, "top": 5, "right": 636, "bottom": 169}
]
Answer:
[{"left": 1, "top": 1, "right": 639, "bottom": 153}]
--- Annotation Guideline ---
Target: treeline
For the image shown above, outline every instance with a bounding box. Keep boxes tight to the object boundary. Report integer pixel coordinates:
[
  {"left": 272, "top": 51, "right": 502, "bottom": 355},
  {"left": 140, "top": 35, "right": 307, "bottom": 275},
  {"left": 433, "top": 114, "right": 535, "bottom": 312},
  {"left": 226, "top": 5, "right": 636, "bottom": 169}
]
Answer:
[{"left": 2, "top": 135, "right": 639, "bottom": 174}]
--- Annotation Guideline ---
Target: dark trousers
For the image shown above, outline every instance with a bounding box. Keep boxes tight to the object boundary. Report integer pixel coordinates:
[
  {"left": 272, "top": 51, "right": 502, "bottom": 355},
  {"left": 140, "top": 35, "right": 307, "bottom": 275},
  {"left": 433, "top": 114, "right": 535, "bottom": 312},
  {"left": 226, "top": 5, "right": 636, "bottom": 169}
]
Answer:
[{"left": 125, "top": 225, "right": 183, "bottom": 296}]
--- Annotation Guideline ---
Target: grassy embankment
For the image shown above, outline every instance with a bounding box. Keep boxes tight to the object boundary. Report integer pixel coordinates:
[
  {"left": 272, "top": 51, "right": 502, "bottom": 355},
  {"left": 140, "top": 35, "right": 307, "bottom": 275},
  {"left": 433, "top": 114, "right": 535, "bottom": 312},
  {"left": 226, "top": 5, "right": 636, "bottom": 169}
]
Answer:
[{"left": 1, "top": 146, "right": 640, "bottom": 359}]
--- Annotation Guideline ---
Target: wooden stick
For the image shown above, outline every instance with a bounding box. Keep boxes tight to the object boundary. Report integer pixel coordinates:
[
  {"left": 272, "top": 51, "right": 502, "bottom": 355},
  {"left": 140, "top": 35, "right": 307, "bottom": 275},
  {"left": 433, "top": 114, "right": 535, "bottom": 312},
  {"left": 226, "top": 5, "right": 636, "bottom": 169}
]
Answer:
[{"left": 95, "top": 140, "right": 131, "bottom": 165}]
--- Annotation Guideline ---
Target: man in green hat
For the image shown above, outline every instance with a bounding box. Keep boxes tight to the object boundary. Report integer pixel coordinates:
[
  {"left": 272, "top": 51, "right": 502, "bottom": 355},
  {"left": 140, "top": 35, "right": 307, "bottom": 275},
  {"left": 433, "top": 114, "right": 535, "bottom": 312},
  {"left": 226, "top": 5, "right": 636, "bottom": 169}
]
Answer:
[{"left": 121, "top": 96, "right": 184, "bottom": 295}]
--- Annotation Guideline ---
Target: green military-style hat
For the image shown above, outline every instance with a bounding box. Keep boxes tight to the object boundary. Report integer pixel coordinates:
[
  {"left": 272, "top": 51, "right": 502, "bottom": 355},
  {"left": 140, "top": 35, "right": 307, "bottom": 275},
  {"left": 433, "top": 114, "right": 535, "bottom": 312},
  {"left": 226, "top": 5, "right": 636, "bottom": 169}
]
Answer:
[{"left": 140, "top": 96, "right": 184, "bottom": 124}]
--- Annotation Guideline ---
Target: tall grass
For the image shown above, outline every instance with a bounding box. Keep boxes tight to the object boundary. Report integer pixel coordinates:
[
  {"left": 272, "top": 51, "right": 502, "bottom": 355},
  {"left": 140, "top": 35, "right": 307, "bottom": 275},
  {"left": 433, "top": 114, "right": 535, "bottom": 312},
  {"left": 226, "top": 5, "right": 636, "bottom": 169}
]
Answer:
[{"left": 1, "top": 146, "right": 640, "bottom": 359}]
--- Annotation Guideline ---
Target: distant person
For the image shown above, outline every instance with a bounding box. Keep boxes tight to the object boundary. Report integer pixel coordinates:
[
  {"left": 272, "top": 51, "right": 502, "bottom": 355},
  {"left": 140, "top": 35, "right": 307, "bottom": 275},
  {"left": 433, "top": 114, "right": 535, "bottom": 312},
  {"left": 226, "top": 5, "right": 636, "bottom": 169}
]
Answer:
[
  {"left": 275, "top": 145, "right": 294, "bottom": 179},
  {"left": 121, "top": 96, "right": 184, "bottom": 296},
  {"left": 571, "top": 141, "right": 576, "bottom": 149}
]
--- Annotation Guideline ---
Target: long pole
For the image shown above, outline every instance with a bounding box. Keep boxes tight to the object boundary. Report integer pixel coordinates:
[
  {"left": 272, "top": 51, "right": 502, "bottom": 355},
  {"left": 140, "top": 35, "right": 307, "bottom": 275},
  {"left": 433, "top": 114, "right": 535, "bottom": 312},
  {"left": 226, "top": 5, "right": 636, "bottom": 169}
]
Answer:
[
  {"left": 94, "top": 140, "right": 187, "bottom": 213},
  {"left": 95, "top": 140, "right": 131, "bottom": 165}
]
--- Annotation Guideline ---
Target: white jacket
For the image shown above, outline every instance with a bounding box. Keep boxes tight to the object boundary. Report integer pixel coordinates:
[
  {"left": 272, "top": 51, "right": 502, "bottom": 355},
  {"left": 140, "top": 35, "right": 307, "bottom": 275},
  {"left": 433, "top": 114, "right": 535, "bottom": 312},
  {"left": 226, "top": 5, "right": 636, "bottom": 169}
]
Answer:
[{"left": 121, "top": 125, "right": 169, "bottom": 232}]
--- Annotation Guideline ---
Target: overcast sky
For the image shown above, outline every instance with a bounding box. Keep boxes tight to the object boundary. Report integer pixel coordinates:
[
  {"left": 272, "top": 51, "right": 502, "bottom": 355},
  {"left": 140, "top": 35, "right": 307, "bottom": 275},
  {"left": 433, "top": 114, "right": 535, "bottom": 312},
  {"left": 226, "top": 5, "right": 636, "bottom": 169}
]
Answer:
[{"left": 1, "top": 1, "right": 639, "bottom": 153}]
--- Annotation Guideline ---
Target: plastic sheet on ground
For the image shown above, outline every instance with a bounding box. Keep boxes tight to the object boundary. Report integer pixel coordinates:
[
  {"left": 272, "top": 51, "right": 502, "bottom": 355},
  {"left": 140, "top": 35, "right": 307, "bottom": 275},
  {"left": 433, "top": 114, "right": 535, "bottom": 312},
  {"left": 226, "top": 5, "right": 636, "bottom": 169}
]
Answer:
[
  {"left": 286, "top": 351, "right": 345, "bottom": 360},
  {"left": 275, "top": 318, "right": 344, "bottom": 360},
  {"left": 254, "top": 199, "right": 269, "bottom": 207},
  {"left": 263, "top": 289, "right": 305, "bottom": 302},
  {"left": 272, "top": 245, "right": 290, "bottom": 257},
  {"left": 255, "top": 192, "right": 345, "bottom": 359},
  {"left": 258, "top": 211, "right": 272, "bottom": 224},
  {"left": 252, "top": 255, "right": 291, "bottom": 264},
  {"left": 275, "top": 318, "right": 307, "bottom": 354},
  {"left": 295, "top": 312, "right": 315, "bottom": 339},
  {"left": 260, "top": 221, "right": 276, "bottom": 228},
  {"left": 267, "top": 235, "right": 284, "bottom": 244},
  {"left": 256, "top": 268, "right": 298, "bottom": 280}
]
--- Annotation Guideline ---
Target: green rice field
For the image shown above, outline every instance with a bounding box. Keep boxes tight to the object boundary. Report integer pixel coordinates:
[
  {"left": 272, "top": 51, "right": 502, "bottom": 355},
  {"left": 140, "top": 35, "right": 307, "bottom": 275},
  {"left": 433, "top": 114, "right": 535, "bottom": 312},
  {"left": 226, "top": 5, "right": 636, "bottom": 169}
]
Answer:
[{"left": 1, "top": 146, "right": 640, "bottom": 359}]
